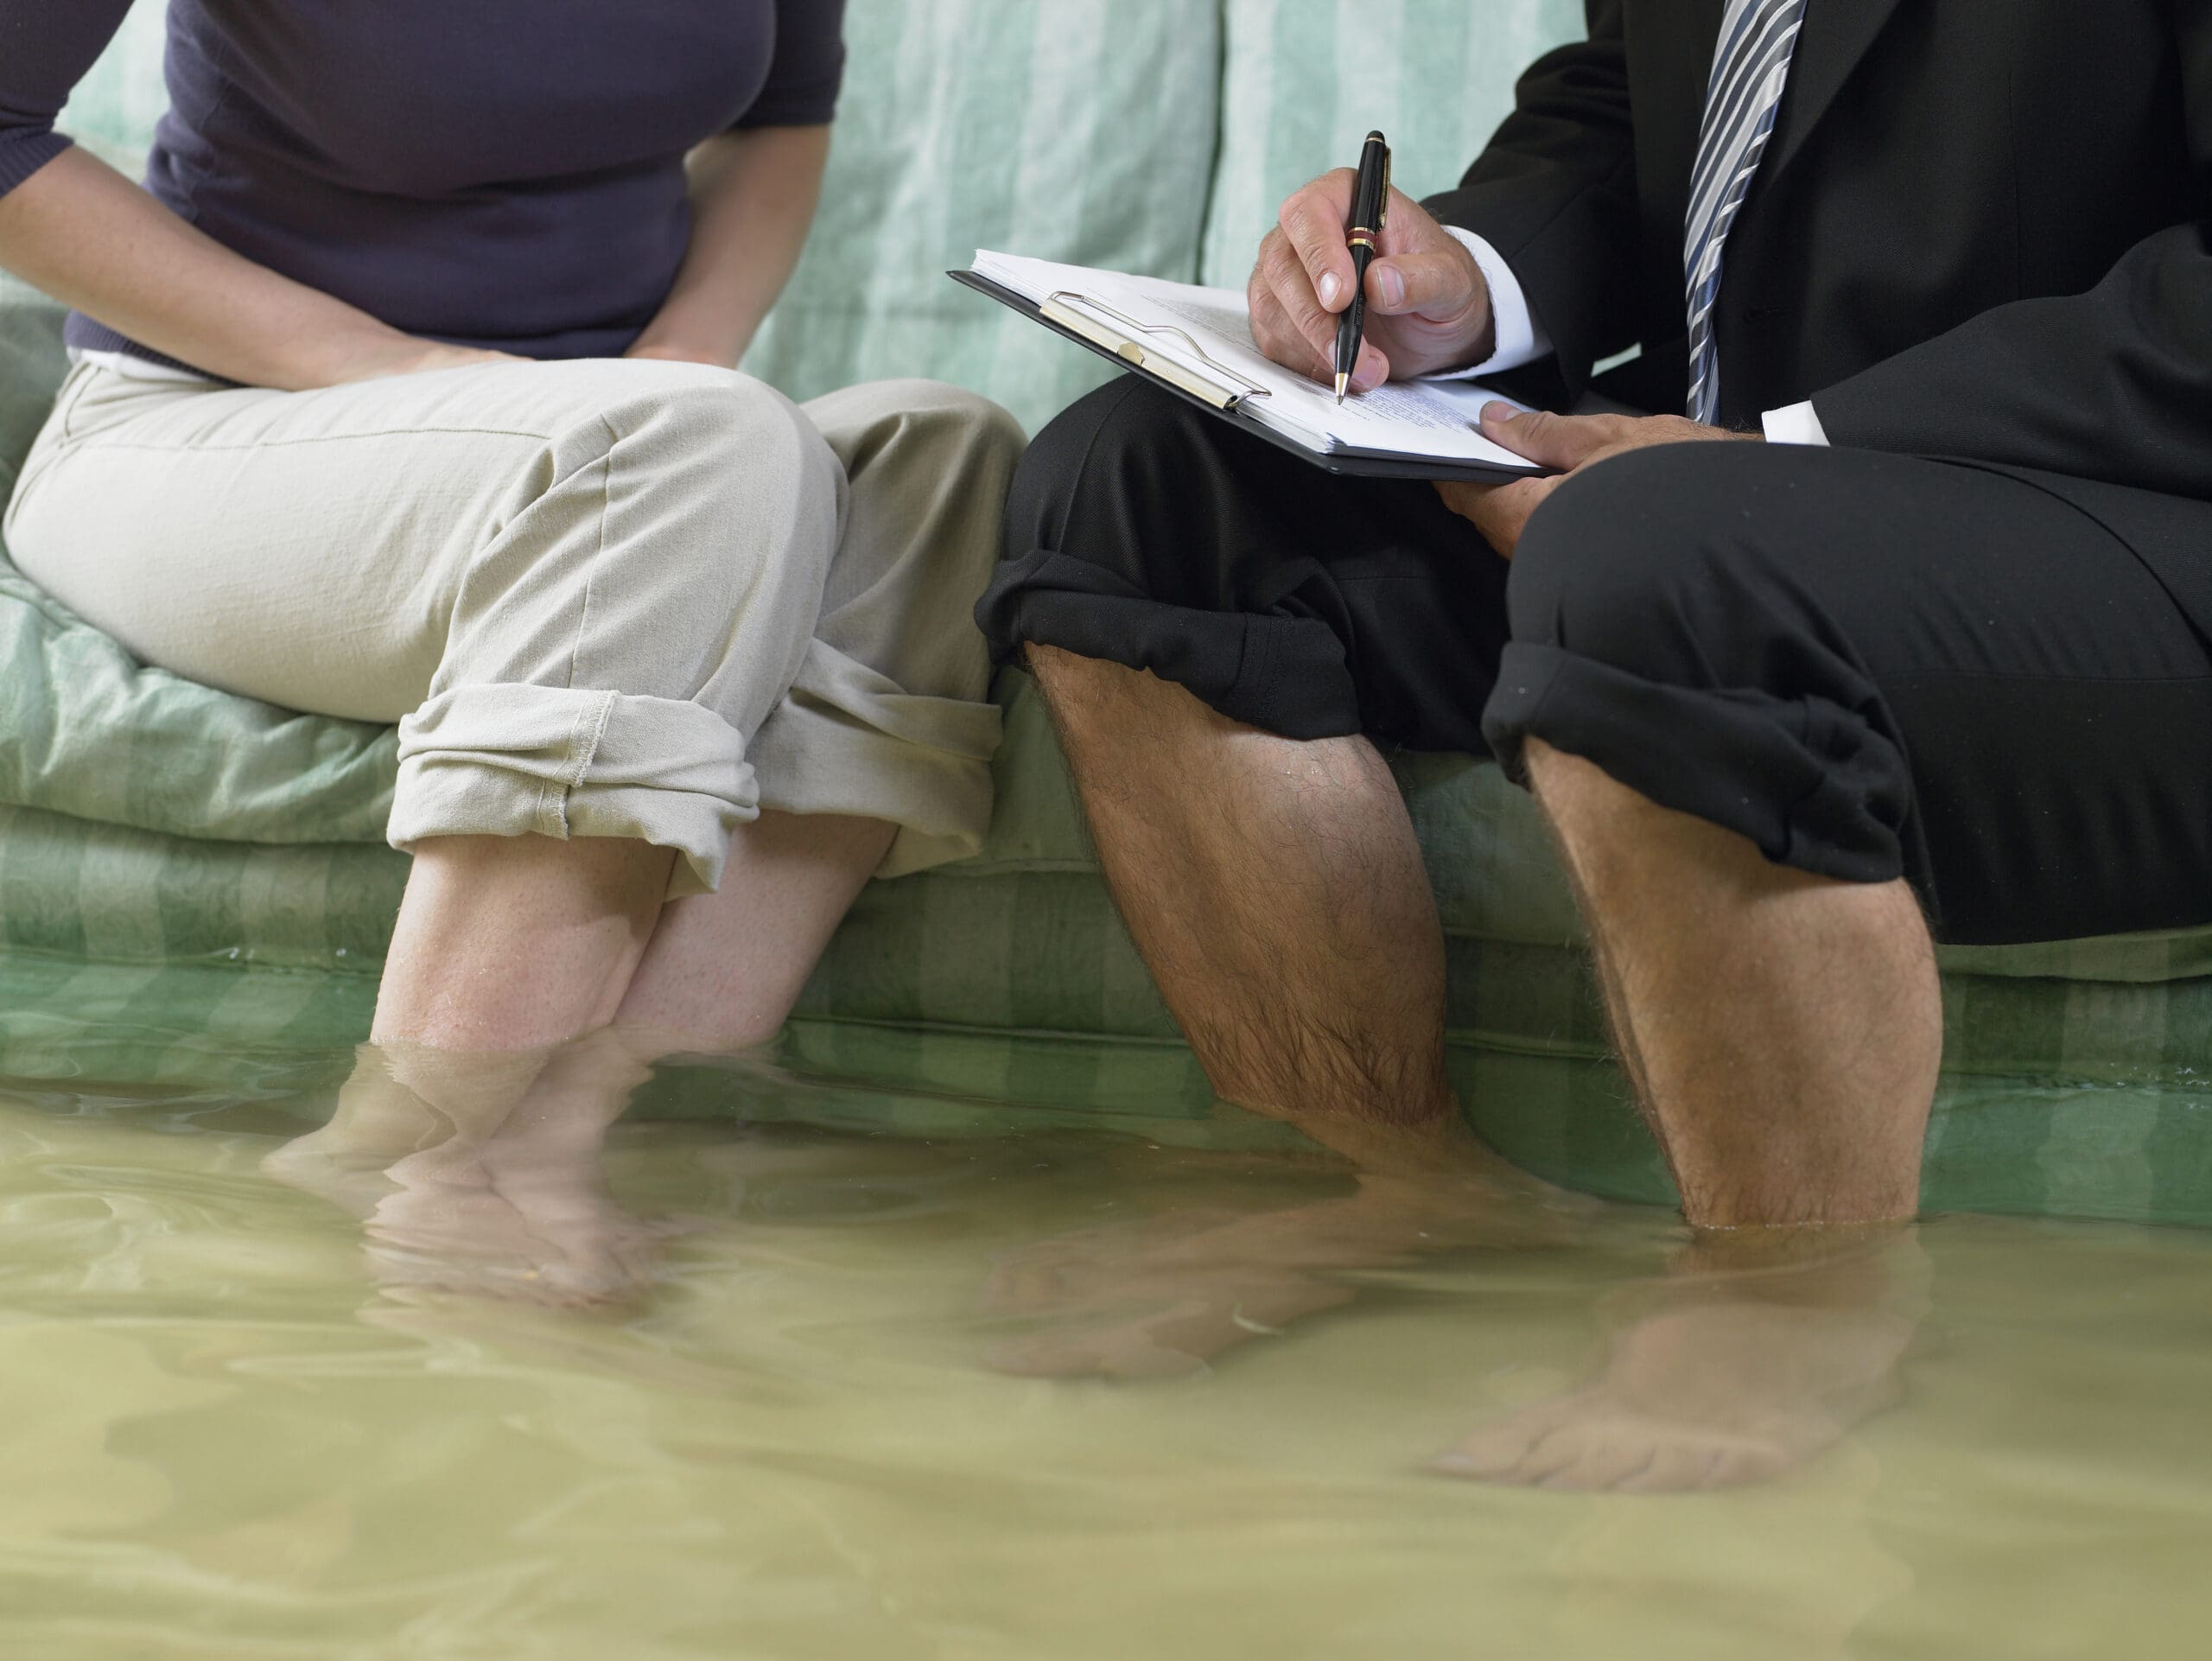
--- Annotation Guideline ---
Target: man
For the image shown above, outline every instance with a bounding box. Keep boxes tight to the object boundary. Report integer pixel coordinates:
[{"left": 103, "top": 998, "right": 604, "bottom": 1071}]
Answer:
[{"left": 975, "top": 0, "right": 2212, "bottom": 1486}]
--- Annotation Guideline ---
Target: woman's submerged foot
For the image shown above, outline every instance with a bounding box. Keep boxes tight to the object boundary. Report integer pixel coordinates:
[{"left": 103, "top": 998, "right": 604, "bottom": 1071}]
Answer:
[
  {"left": 265, "top": 1031, "right": 670, "bottom": 1307},
  {"left": 1433, "top": 1227, "right": 1930, "bottom": 1492}
]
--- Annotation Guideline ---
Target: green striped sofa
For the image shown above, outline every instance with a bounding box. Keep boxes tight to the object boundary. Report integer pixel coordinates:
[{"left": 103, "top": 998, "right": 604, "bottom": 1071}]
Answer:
[{"left": 4, "top": 0, "right": 2211, "bottom": 1226}]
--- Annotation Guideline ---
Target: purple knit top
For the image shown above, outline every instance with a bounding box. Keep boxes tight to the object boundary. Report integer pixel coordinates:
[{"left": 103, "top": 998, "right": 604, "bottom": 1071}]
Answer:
[{"left": 0, "top": 1, "right": 847, "bottom": 370}]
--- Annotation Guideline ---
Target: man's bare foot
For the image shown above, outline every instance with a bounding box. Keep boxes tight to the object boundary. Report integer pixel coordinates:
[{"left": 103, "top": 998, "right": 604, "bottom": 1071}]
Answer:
[
  {"left": 1434, "top": 1228, "right": 1929, "bottom": 1492},
  {"left": 982, "top": 1152, "right": 1598, "bottom": 1379}
]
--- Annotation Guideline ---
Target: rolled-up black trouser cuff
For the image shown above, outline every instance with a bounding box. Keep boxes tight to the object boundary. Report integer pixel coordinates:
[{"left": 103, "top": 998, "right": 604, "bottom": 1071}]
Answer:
[
  {"left": 978, "top": 546, "right": 1367, "bottom": 741},
  {"left": 1480, "top": 640, "right": 1914, "bottom": 890}
]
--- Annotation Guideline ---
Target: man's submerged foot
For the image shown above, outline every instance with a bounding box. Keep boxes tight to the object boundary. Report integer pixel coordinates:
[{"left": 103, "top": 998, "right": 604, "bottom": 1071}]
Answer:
[
  {"left": 1433, "top": 1228, "right": 1929, "bottom": 1492},
  {"left": 981, "top": 1142, "right": 1599, "bottom": 1379}
]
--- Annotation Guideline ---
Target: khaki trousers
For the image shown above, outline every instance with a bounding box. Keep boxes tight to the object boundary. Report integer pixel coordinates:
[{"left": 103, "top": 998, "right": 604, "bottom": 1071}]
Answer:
[{"left": 3, "top": 360, "right": 1024, "bottom": 894}]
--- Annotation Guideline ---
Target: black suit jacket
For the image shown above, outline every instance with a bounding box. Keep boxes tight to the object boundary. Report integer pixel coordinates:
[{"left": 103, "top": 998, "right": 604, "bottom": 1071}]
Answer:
[{"left": 1428, "top": 1, "right": 2212, "bottom": 530}]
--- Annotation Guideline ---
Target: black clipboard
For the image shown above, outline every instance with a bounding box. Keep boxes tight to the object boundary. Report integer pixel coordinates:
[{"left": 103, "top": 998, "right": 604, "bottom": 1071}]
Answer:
[{"left": 950, "top": 269, "right": 1552, "bottom": 484}]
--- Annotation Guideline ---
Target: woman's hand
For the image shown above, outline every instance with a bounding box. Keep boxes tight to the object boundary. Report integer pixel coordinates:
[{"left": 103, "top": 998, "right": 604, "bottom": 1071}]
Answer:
[
  {"left": 623, "top": 341, "right": 728, "bottom": 368},
  {"left": 0, "top": 148, "right": 518, "bottom": 392},
  {"left": 1250, "top": 174, "right": 1496, "bottom": 393},
  {"left": 1438, "top": 405, "right": 1760, "bottom": 559}
]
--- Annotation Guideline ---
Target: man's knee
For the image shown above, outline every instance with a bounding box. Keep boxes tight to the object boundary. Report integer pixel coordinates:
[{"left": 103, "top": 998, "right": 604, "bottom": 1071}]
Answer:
[
  {"left": 1006, "top": 379, "right": 1228, "bottom": 559},
  {"left": 1491, "top": 443, "right": 1912, "bottom": 886},
  {"left": 1505, "top": 443, "right": 1783, "bottom": 678}
]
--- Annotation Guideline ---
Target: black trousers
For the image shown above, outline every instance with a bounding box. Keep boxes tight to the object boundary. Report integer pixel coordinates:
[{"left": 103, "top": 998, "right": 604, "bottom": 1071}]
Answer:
[{"left": 977, "top": 379, "right": 2212, "bottom": 946}]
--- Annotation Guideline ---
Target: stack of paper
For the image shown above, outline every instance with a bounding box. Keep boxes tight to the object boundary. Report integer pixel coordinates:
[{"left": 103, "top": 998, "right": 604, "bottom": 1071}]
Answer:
[{"left": 970, "top": 250, "right": 1540, "bottom": 473}]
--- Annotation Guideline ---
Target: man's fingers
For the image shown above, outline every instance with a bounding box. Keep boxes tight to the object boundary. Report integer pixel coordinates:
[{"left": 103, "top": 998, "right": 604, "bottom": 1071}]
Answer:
[
  {"left": 1478, "top": 404, "right": 1616, "bottom": 470},
  {"left": 1261, "top": 239, "right": 1345, "bottom": 366},
  {"left": 1435, "top": 474, "right": 1562, "bottom": 560},
  {"left": 1251, "top": 281, "right": 1338, "bottom": 383},
  {"left": 1249, "top": 283, "right": 1328, "bottom": 380},
  {"left": 1278, "top": 171, "right": 1361, "bottom": 315},
  {"left": 1255, "top": 276, "right": 1389, "bottom": 391},
  {"left": 1366, "top": 245, "right": 1484, "bottom": 323}
]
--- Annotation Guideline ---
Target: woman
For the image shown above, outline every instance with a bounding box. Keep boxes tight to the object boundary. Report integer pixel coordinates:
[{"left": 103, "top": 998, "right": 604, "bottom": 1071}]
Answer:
[{"left": 0, "top": 3, "right": 1022, "bottom": 1069}]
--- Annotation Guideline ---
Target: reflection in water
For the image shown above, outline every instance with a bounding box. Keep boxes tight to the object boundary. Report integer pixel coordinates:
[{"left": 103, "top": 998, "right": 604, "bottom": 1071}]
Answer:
[
  {"left": 264, "top": 1031, "right": 1928, "bottom": 1495},
  {"left": 268, "top": 1034, "right": 670, "bottom": 1306},
  {"left": 1440, "top": 1226, "right": 1929, "bottom": 1490},
  {"left": 0, "top": 1021, "right": 2204, "bottom": 1655}
]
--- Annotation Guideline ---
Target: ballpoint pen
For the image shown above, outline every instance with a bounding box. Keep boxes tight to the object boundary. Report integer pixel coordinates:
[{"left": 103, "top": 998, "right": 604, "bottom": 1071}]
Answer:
[{"left": 1335, "top": 130, "right": 1391, "bottom": 404}]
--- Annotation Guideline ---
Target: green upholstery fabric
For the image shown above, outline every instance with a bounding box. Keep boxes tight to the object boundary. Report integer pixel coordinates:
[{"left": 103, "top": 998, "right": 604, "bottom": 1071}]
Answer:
[
  {"left": 741, "top": 2, "right": 1225, "bottom": 436},
  {"left": 49, "top": 2, "right": 169, "bottom": 167},
  {"left": 1199, "top": 0, "right": 1590, "bottom": 288},
  {"left": 3, "top": 1, "right": 2211, "bottom": 1227},
  {"left": 3, "top": 774, "right": 2212, "bottom": 1224},
  {"left": 0, "top": 277, "right": 65, "bottom": 503}
]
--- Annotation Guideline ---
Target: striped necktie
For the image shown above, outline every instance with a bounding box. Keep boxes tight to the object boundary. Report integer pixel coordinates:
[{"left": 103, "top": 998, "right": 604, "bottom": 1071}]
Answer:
[{"left": 1684, "top": 0, "right": 1808, "bottom": 424}]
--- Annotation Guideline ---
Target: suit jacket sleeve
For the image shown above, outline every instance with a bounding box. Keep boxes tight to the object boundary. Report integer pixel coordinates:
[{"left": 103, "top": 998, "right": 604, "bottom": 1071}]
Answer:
[
  {"left": 1811, "top": 5, "right": 2212, "bottom": 497},
  {"left": 1421, "top": 0, "right": 1638, "bottom": 398},
  {"left": 0, "top": 3, "right": 137, "bottom": 200}
]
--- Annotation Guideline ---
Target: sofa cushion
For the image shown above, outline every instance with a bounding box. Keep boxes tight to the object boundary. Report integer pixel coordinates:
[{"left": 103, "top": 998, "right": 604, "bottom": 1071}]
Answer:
[
  {"left": 2, "top": 803, "right": 2210, "bottom": 1226},
  {"left": 0, "top": 277, "right": 65, "bottom": 504},
  {"left": 3, "top": 476, "right": 2212, "bottom": 996}
]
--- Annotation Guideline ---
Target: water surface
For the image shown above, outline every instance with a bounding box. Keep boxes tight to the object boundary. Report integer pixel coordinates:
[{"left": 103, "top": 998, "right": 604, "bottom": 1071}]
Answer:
[{"left": 0, "top": 1030, "right": 2207, "bottom": 1657}]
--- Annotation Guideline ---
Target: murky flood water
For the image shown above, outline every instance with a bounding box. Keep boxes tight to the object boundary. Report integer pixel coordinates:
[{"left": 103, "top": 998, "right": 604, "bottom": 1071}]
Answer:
[{"left": 0, "top": 1019, "right": 2208, "bottom": 1658}]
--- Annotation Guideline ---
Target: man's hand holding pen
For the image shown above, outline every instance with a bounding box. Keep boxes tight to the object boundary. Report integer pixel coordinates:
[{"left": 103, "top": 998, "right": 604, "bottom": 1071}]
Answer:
[
  {"left": 1252, "top": 160, "right": 1755, "bottom": 560},
  {"left": 1249, "top": 171, "right": 1497, "bottom": 393}
]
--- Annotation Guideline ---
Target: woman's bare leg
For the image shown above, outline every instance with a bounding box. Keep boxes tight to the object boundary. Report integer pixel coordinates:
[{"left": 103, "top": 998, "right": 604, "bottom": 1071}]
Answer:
[
  {"left": 614, "top": 810, "right": 896, "bottom": 1051},
  {"left": 270, "top": 832, "right": 671, "bottom": 1286},
  {"left": 372, "top": 834, "right": 676, "bottom": 1051}
]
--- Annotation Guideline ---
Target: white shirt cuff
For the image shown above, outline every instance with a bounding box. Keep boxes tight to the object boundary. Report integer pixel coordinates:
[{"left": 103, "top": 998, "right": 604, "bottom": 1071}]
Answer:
[
  {"left": 1761, "top": 400, "right": 1832, "bottom": 445},
  {"left": 1427, "top": 226, "right": 1554, "bottom": 379}
]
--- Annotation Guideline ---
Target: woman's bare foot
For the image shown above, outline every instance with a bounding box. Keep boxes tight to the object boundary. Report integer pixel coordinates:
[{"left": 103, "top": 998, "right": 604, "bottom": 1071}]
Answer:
[
  {"left": 265, "top": 1031, "right": 669, "bottom": 1306},
  {"left": 1434, "top": 1227, "right": 1930, "bottom": 1492},
  {"left": 260, "top": 1041, "right": 495, "bottom": 1219},
  {"left": 361, "top": 1135, "right": 668, "bottom": 1307}
]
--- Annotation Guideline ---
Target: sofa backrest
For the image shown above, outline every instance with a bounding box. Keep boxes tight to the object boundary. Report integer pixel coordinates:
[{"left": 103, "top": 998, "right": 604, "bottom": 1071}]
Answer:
[
  {"left": 1200, "top": 0, "right": 1587, "bottom": 289},
  {"left": 41, "top": 1, "right": 1587, "bottom": 437}
]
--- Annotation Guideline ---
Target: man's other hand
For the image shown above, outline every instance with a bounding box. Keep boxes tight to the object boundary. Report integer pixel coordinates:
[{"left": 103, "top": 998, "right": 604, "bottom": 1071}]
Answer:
[
  {"left": 1251, "top": 172, "right": 1496, "bottom": 392},
  {"left": 1439, "top": 407, "right": 1760, "bottom": 560}
]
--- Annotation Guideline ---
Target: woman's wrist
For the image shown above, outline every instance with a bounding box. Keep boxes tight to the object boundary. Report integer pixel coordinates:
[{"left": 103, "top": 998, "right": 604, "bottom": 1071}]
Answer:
[
  {"left": 624, "top": 334, "right": 746, "bottom": 370},
  {"left": 286, "top": 327, "right": 517, "bottom": 390}
]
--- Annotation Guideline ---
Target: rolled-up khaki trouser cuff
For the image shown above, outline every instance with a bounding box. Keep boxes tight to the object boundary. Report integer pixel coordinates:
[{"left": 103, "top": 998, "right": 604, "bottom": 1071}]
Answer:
[
  {"left": 391, "top": 683, "right": 759, "bottom": 897},
  {"left": 749, "top": 639, "right": 1001, "bottom": 878}
]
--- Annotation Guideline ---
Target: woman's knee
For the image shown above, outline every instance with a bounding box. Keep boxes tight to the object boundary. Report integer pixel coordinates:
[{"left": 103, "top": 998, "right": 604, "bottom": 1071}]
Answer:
[
  {"left": 811, "top": 378, "right": 1027, "bottom": 474},
  {"left": 548, "top": 367, "right": 842, "bottom": 600}
]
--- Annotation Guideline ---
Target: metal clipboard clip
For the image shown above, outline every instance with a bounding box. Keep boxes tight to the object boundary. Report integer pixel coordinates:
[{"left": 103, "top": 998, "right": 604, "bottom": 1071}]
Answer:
[{"left": 1040, "top": 290, "right": 1274, "bottom": 412}]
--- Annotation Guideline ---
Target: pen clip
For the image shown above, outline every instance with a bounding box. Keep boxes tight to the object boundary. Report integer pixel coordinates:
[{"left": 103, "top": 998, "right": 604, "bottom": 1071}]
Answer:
[
  {"left": 1046, "top": 291, "right": 1274, "bottom": 403},
  {"left": 1380, "top": 144, "right": 1393, "bottom": 232}
]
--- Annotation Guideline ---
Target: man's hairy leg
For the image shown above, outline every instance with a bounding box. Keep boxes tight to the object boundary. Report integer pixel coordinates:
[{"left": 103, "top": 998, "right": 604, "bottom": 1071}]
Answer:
[
  {"left": 1433, "top": 740, "right": 1938, "bottom": 1491},
  {"left": 1524, "top": 740, "right": 1939, "bottom": 1229},
  {"left": 1026, "top": 645, "right": 1469, "bottom": 1168},
  {"left": 988, "top": 647, "right": 1585, "bottom": 1381}
]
